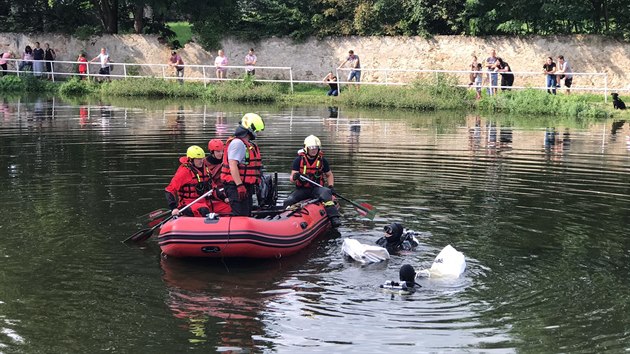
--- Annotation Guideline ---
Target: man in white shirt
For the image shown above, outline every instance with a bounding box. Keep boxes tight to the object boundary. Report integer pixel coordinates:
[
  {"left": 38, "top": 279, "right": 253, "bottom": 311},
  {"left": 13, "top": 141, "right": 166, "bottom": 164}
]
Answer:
[
  {"left": 556, "top": 55, "right": 573, "bottom": 94},
  {"left": 90, "top": 48, "right": 111, "bottom": 80},
  {"left": 245, "top": 48, "right": 257, "bottom": 76}
]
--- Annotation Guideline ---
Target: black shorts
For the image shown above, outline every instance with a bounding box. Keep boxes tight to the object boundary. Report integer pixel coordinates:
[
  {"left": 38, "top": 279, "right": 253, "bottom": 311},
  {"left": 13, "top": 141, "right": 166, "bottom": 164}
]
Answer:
[
  {"left": 99, "top": 66, "right": 110, "bottom": 75},
  {"left": 564, "top": 77, "right": 573, "bottom": 88}
]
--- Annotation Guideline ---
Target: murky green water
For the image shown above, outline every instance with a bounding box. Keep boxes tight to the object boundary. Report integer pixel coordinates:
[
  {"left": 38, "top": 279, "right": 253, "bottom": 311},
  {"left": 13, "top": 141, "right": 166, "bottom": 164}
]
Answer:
[{"left": 1, "top": 96, "right": 630, "bottom": 353}]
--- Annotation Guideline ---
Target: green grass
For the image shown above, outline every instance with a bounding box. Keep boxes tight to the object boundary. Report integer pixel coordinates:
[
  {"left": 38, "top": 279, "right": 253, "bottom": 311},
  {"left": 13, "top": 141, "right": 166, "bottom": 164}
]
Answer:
[
  {"left": 167, "top": 22, "right": 193, "bottom": 46},
  {"left": 2, "top": 74, "right": 627, "bottom": 119}
]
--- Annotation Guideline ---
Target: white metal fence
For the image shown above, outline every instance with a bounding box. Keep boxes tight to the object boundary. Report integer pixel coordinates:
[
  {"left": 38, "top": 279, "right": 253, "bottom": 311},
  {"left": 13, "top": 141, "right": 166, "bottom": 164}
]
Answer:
[{"left": 0, "top": 57, "right": 627, "bottom": 101}]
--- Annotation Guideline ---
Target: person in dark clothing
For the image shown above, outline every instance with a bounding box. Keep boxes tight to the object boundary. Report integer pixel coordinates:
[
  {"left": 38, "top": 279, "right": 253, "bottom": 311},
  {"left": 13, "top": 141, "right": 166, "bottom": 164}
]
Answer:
[
  {"left": 44, "top": 43, "right": 56, "bottom": 80},
  {"left": 495, "top": 57, "right": 514, "bottom": 91},
  {"left": 543, "top": 57, "right": 557, "bottom": 95},
  {"left": 323, "top": 72, "right": 338, "bottom": 96},
  {"left": 375, "top": 222, "right": 419, "bottom": 254}
]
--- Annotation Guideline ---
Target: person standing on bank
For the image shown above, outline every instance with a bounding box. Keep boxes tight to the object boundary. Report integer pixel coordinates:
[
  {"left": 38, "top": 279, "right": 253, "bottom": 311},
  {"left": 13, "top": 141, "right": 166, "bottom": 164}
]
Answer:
[
  {"left": 0, "top": 51, "right": 12, "bottom": 76},
  {"left": 245, "top": 48, "right": 257, "bottom": 76},
  {"left": 215, "top": 49, "right": 228, "bottom": 80},
  {"left": 284, "top": 135, "right": 341, "bottom": 228},
  {"left": 91, "top": 48, "right": 111, "bottom": 80},
  {"left": 339, "top": 50, "right": 361, "bottom": 90},
  {"left": 168, "top": 51, "right": 185, "bottom": 84},
  {"left": 44, "top": 43, "right": 56, "bottom": 80},
  {"left": 32, "top": 42, "right": 45, "bottom": 77},
  {"left": 543, "top": 56, "right": 557, "bottom": 95},
  {"left": 221, "top": 113, "right": 265, "bottom": 216},
  {"left": 495, "top": 57, "right": 514, "bottom": 91},
  {"left": 556, "top": 55, "right": 573, "bottom": 94},
  {"left": 165, "top": 145, "right": 212, "bottom": 217},
  {"left": 485, "top": 49, "right": 498, "bottom": 95}
]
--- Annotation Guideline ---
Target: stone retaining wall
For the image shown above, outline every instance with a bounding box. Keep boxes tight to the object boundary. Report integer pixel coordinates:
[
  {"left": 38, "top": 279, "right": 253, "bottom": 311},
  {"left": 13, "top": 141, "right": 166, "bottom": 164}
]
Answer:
[{"left": 1, "top": 33, "right": 628, "bottom": 90}]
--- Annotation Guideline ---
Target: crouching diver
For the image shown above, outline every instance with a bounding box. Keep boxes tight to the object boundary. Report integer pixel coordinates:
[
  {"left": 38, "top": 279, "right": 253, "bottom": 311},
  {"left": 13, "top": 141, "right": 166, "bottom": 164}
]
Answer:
[
  {"left": 376, "top": 222, "right": 420, "bottom": 254},
  {"left": 284, "top": 135, "right": 341, "bottom": 228},
  {"left": 165, "top": 145, "right": 211, "bottom": 217}
]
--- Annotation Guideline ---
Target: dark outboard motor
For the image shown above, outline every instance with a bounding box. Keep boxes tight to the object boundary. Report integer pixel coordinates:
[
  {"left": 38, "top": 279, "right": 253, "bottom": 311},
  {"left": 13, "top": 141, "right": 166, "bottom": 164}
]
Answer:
[{"left": 256, "top": 172, "right": 278, "bottom": 208}]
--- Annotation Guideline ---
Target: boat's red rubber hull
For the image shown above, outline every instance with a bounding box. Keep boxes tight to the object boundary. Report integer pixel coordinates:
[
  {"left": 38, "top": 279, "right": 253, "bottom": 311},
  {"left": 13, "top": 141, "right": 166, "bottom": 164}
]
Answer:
[{"left": 158, "top": 203, "right": 331, "bottom": 258}]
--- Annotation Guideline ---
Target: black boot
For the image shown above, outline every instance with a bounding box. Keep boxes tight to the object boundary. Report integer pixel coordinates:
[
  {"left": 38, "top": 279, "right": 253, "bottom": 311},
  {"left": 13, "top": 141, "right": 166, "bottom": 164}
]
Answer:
[{"left": 330, "top": 215, "right": 342, "bottom": 228}]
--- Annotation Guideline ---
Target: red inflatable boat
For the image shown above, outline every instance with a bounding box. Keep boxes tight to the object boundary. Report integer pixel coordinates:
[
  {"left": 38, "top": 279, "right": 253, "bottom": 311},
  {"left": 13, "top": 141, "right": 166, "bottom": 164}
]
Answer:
[{"left": 157, "top": 201, "right": 333, "bottom": 258}]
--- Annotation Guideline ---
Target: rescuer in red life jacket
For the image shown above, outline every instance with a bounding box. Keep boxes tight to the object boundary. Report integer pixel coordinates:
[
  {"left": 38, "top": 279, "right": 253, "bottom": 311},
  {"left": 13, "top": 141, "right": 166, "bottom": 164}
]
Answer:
[
  {"left": 205, "top": 138, "right": 231, "bottom": 214},
  {"left": 284, "top": 135, "right": 341, "bottom": 228},
  {"left": 220, "top": 113, "right": 265, "bottom": 216},
  {"left": 165, "top": 145, "right": 212, "bottom": 217}
]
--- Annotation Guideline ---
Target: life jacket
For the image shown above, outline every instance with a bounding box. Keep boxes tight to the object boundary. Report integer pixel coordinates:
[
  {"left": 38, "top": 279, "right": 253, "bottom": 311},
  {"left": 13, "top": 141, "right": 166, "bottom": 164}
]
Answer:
[
  {"left": 205, "top": 155, "right": 222, "bottom": 186},
  {"left": 221, "top": 137, "right": 262, "bottom": 185},
  {"left": 178, "top": 156, "right": 211, "bottom": 204},
  {"left": 296, "top": 150, "right": 325, "bottom": 188}
]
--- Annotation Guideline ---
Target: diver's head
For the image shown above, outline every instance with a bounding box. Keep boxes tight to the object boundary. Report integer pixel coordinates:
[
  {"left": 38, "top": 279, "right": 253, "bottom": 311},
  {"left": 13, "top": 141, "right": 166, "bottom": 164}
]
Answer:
[
  {"left": 383, "top": 222, "right": 404, "bottom": 243},
  {"left": 399, "top": 264, "right": 416, "bottom": 287}
]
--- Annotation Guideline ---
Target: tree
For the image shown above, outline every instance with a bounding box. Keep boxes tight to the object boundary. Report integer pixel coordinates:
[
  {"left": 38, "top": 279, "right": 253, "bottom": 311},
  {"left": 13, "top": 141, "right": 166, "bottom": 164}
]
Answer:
[{"left": 91, "top": 0, "right": 119, "bottom": 33}]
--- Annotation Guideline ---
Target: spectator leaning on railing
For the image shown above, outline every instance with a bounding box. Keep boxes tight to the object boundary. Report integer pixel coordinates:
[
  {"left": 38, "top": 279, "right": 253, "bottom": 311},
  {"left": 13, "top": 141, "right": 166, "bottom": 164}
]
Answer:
[
  {"left": 0, "top": 51, "right": 12, "bottom": 76},
  {"left": 168, "top": 51, "right": 185, "bottom": 84},
  {"left": 19, "top": 46, "right": 33, "bottom": 72},
  {"left": 91, "top": 47, "right": 111, "bottom": 80},
  {"left": 556, "top": 55, "right": 573, "bottom": 94}
]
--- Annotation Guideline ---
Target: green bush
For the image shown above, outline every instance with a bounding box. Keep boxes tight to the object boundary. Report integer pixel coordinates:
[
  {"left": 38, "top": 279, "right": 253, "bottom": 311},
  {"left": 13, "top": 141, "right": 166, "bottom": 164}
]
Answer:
[
  {"left": 0, "top": 76, "right": 26, "bottom": 91},
  {"left": 476, "top": 89, "right": 610, "bottom": 118},
  {"left": 0, "top": 75, "right": 54, "bottom": 93},
  {"left": 58, "top": 77, "right": 98, "bottom": 96},
  {"left": 210, "top": 80, "right": 281, "bottom": 103},
  {"left": 99, "top": 78, "right": 205, "bottom": 98}
]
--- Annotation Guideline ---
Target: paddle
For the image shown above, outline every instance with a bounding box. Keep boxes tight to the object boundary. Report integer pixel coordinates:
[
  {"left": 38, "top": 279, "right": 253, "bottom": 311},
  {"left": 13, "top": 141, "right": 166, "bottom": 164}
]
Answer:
[
  {"left": 298, "top": 175, "right": 376, "bottom": 220},
  {"left": 136, "top": 208, "right": 171, "bottom": 227},
  {"left": 137, "top": 208, "right": 170, "bottom": 222},
  {"left": 123, "top": 189, "right": 214, "bottom": 244}
]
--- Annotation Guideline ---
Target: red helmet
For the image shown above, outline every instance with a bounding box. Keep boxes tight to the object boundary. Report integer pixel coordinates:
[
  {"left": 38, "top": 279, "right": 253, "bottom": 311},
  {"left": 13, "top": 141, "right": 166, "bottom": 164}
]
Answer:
[{"left": 208, "top": 139, "right": 224, "bottom": 152}]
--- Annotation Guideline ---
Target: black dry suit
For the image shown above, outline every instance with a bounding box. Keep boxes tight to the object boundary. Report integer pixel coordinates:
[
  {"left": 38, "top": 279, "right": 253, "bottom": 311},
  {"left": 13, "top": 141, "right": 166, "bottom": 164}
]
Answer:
[{"left": 375, "top": 222, "right": 419, "bottom": 253}]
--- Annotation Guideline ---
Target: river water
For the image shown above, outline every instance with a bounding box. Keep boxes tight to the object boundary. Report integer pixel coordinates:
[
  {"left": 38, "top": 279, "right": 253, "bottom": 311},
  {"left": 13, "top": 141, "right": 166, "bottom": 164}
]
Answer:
[{"left": 1, "top": 96, "right": 629, "bottom": 353}]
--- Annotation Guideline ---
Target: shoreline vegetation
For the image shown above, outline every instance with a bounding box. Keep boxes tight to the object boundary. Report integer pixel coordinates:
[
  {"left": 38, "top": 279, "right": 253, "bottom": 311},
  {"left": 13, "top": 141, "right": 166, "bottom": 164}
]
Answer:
[{"left": 0, "top": 74, "right": 625, "bottom": 118}]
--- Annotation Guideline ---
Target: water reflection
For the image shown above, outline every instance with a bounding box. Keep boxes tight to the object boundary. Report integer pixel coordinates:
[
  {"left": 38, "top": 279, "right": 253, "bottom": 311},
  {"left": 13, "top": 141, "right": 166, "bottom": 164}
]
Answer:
[
  {"left": 165, "top": 105, "right": 186, "bottom": 135},
  {"left": 160, "top": 257, "right": 270, "bottom": 350},
  {"left": 1, "top": 98, "right": 630, "bottom": 352}
]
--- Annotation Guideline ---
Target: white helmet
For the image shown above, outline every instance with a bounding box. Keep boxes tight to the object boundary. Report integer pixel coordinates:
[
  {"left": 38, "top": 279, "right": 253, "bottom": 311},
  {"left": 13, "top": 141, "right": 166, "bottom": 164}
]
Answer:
[{"left": 304, "top": 135, "right": 321, "bottom": 149}]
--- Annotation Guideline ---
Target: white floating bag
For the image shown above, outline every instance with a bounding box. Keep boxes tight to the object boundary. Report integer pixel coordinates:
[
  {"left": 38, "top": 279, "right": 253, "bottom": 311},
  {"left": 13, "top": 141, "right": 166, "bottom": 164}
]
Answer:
[
  {"left": 427, "top": 245, "right": 466, "bottom": 278},
  {"left": 342, "top": 238, "right": 390, "bottom": 264}
]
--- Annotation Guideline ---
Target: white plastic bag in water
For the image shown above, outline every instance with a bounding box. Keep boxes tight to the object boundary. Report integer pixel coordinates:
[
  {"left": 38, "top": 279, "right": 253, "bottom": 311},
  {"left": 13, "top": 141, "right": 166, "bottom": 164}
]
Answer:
[
  {"left": 427, "top": 244, "right": 466, "bottom": 278},
  {"left": 342, "top": 238, "right": 390, "bottom": 264}
]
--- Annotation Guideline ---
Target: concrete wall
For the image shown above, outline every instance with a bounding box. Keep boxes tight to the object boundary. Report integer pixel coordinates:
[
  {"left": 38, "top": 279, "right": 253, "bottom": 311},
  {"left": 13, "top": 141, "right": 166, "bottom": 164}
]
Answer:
[{"left": 1, "top": 33, "right": 628, "bottom": 90}]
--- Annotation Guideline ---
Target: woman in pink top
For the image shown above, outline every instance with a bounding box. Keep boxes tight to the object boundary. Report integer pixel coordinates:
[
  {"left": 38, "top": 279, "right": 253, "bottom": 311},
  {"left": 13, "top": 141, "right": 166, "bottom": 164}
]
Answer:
[
  {"left": 19, "top": 46, "right": 33, "bottom": 71},
  {"left": 214, "top": 49, "right": 228, "bottom": 80},
  {"left": 0, "top": 51, "right": 12, "bottom": 76}
]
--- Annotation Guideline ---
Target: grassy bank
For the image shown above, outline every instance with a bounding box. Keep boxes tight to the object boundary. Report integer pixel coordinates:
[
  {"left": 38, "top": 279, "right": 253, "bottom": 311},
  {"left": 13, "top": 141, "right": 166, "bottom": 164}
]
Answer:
[{"left": 0, "top": 74, "right": 625, "bottom": 118}]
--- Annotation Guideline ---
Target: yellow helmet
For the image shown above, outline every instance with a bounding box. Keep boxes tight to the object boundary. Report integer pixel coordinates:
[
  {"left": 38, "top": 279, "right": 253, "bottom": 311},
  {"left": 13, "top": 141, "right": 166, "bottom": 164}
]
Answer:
[
  {"left": 241, "top": 113, "right": 265, "bottom": 134},
  {"left": 186, "top": 145, "right": 205, "bottom": 159},
  {"left": 304, "top": 135, "right": 321, "bottom": 149}
]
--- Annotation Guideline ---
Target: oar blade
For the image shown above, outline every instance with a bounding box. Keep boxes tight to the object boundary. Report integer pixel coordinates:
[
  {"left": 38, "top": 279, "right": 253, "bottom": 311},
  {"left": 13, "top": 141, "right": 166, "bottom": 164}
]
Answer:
[
  {"left": 136, "top": 208, "right": 170, "bottom": 221},
  {"left": 357, "top": 202, "right": 377, "bottom": 220},
  {"left": 146, "top": 213, "right": 169, "bottom": 228},
  {"left": 123, "top": 228, "right": 153, "bottom": 244}
]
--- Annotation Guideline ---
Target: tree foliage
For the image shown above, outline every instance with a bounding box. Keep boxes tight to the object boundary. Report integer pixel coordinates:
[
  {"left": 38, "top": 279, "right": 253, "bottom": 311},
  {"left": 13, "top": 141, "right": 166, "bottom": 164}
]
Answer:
[{"left": 1, "top": 0, "right": 629, "bottom": 49}]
